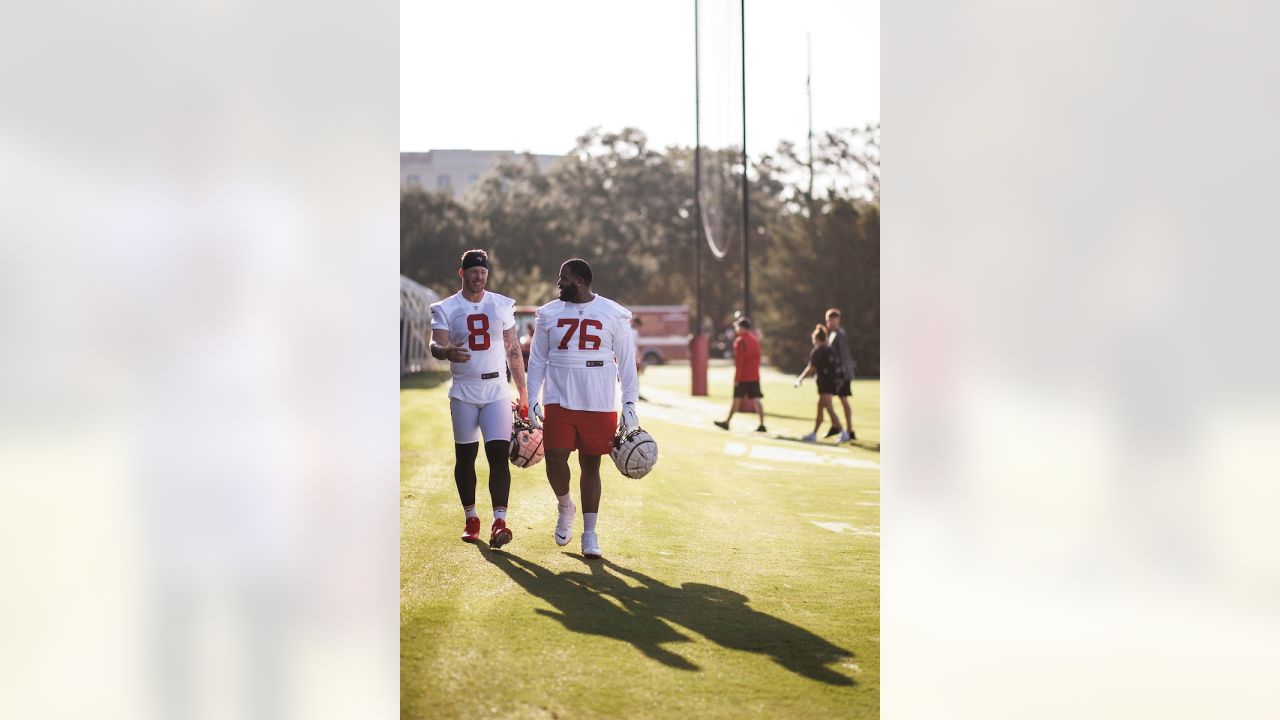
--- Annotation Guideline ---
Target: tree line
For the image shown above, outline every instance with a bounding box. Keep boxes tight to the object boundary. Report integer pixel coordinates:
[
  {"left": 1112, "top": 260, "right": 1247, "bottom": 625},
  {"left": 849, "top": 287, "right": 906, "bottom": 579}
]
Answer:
[{"left": 401, "top": 124, "right": 879, "bottom": 375}]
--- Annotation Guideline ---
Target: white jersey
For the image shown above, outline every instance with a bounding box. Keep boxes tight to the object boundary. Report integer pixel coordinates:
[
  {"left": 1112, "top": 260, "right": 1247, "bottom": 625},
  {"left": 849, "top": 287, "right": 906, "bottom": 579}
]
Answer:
[
  {"left": 430, "top": 290, "right": 516, "bottom": 404},
  {"left": 527, "top": 295, "right": 638, "bottom": 412}
]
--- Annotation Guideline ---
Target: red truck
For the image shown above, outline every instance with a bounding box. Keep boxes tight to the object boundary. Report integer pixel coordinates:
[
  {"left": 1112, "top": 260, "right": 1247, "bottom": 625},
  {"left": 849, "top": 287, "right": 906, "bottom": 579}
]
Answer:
[{"left": 515, "top": 304, "right": 690, "bottom": 366}]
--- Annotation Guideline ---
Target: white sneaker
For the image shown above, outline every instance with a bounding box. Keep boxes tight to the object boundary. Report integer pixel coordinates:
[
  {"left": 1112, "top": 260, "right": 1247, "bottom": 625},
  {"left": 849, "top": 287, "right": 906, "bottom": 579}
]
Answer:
[
  {"left": 801, "top": 432, "right": 817, "bottom": 442},
  {"left": 554, "top": 501, "right": 575, "bottom": 546},
  {"left": 581, "top": 530, "right": 601, "bottom": 559},
  {"left": 839, "top": 430, "right": 851, "bottom": 443}
]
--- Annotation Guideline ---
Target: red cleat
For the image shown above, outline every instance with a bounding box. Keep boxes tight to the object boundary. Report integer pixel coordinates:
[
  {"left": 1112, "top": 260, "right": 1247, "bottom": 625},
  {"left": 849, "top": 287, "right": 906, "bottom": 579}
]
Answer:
[
  {"left": 489, "top": 519, "right": 513, "bottom": 549},
  {"left": 461, "top": 516, "right": 481, "bottom": 542}
]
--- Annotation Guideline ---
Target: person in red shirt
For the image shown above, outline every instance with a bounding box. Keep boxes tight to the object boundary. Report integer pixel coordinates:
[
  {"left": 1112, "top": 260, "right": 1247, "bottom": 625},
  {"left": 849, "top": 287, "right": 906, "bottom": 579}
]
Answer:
[{"left": 714, "top": 316, "right": 767, "bottom": 432}]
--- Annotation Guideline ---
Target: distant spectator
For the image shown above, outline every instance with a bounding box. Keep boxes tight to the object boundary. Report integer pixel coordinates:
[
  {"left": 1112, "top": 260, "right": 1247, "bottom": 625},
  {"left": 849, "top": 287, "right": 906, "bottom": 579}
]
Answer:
[
  {"left": 794, "top": 324, "right": 844, "bottom": 443},
  {"left": 713, "top": 316, "right": 766, "bottom": 433},
  {"left": 631, "top": 316, "right": 644, "bottom": 375},
  {"left": 520, "top": 322, "right": 535, "bottom": 366},
  {"left": 824, "top": 308, "right": 857, "bottom": 442},
  {"left": 631, "top": 317, "right": 648, "bottom": 401}
]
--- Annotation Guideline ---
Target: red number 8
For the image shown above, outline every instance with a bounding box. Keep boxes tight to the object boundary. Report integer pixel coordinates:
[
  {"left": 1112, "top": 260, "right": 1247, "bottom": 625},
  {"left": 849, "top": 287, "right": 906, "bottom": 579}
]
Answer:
[{"left": 466, "top": 314, "right": 490, "bottom": 351}]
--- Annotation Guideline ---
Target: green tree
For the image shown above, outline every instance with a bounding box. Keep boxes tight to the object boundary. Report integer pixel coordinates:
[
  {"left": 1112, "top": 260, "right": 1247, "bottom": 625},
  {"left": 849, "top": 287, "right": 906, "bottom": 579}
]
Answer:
[
  {"left": 465, "top": 153, "right": 568, "bottom": 304},
  {"left": 546, "top": 128, "right": 698, "bottom": 306},
  {"left": 401, "top": 189, "right": 470, "bottom": 296},
  {"left": 754, "top": 126, "right": 879, "bottom": 374}
]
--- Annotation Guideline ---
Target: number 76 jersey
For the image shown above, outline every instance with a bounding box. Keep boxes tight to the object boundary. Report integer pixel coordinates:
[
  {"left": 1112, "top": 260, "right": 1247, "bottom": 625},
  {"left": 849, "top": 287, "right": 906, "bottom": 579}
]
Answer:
[
  {"left": 527, "top": 295, "right": 638, "bottom": 412},
  {"left": 429, "top": 291, "right": 516, "bottom": 404}
]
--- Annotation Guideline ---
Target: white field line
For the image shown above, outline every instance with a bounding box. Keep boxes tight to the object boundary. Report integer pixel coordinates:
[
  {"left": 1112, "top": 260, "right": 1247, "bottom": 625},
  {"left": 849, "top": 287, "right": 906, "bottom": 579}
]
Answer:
[
  {"left": 722, "top": 440, "right": 879, "bottom": 470},
  {"left": 811, "top": 521, "right": 880, "bottom": 537}
]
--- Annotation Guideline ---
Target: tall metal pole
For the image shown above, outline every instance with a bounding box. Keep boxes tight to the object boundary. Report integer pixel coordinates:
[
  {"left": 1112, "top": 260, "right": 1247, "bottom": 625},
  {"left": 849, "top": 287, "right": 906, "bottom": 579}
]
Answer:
[
  {"left": 690, "top": 0, "right": 709, "bottom": 396},
  {"left": 694, "top": 0, "right": 702, "bottom": 338},
  {"left": 740, "top": 0, "right": 750, "bottom": 320},
  {"left": 807, "top": 32, "right": 815, "bottom": 204}
]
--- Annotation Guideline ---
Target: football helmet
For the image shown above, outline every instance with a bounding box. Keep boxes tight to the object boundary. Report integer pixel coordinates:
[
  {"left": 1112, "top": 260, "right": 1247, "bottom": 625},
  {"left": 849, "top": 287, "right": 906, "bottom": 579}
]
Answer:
[
  {"left": 509, "top": 403, "right": 545, "bottom": 468},
  {"left": 609, "top": 425, "right": 658, "bottom": 479}
]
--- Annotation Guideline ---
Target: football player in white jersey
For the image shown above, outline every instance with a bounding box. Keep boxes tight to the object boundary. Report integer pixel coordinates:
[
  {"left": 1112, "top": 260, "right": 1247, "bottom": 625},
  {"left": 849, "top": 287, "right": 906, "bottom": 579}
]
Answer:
[
  {"left": 428, "top": 249, "right": 529, "bottom": 548},
  {"left": 525, "top": 258, "right": 639, "bottom": 559}
]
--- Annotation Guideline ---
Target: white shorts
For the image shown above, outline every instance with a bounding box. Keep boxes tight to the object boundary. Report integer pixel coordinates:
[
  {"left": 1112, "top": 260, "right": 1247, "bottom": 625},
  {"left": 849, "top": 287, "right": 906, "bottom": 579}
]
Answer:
[{"left": 450, "top": 397, "right": 513, "bottom": 445}]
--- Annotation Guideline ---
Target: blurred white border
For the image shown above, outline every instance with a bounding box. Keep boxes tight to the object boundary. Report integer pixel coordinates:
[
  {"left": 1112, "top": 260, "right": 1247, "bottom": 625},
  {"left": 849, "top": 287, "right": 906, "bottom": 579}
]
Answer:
[
  {"left": 0, "top": 2, "right": 398, "bottom": 717},
  {"left": 885, "top": 1, "right": 1280, "bottom": 717}
]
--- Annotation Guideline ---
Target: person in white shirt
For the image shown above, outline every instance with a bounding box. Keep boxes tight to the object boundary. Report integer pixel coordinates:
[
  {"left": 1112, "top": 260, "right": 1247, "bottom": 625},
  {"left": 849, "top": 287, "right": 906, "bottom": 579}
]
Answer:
[
  {"left": 428, "top": 249, "right": 529, "bottom": 548},
  {"left": 526, "top": 259, "right": 639, "bottom": 559}
]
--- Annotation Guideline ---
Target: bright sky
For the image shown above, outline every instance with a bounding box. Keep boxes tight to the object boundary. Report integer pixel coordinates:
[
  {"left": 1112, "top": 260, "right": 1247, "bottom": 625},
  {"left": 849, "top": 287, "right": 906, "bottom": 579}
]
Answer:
[{"left": 401, "top": 0, "right": 879, "bottom": 156}]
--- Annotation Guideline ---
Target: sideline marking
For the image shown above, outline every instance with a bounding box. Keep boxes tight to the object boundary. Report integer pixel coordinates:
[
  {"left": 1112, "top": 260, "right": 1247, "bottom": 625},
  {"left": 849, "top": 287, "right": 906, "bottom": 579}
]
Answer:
[
  {"left": 723, "top": 442, "right": 879, "bottom": 469},
  {"left": 811, "top": 521, "right": 880, "bottom": 537}
]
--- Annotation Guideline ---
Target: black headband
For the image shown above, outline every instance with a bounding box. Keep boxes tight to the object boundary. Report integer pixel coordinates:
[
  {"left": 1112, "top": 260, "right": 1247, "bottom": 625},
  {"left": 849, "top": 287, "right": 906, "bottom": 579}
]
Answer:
[{"left": 461, "top": 255, "right": 489, "bottom": 270}]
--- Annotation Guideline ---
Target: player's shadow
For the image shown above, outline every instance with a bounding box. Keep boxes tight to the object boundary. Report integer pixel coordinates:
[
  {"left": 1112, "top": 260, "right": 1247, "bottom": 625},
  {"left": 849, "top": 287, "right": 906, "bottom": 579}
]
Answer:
[
  {"left": 475, "top": 545, "right": 855, "bottom": 685},
  {"left": 760, "top": 411, "right": 819, "bottom": 422},
  {"left": 476, "top": 545, "right": 699, "bottom": 670}
]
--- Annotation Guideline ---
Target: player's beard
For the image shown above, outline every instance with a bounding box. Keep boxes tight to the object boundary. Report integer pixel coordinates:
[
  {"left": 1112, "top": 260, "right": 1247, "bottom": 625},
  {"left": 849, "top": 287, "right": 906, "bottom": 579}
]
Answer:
[{"left": 558, "top": 284, "right": 578, "bottom": 302}]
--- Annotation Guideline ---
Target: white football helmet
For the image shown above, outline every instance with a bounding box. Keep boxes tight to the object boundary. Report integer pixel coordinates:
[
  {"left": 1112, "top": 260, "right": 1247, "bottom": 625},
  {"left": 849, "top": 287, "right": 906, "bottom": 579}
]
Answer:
[
  {"left": 610, "top": 426, "right": 658, "bottom": 479},
  {"left": 509, "top": 404, "right": 545, "bottom": 468}
]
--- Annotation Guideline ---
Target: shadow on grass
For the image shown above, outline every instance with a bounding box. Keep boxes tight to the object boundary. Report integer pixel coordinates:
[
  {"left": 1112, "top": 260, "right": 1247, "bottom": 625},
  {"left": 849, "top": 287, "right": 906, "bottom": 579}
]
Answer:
[
  {"left": 400, "top": 371, "right": 451, "bottom": 391},
  {"left": 762, "top": 412, "right": 823, "bottom": 422},
  {"left": 768, "top": 434, "right": 882, "bottom": 453},
  {"left": 474, "top": 545, "right": 854, "bottom": 685}
]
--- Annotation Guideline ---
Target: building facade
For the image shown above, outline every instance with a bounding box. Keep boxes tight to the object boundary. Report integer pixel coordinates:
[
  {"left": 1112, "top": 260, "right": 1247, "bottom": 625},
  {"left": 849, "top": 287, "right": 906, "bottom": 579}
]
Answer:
[{"left": 400, "top": 149, "right": 561, "bottom": 199}]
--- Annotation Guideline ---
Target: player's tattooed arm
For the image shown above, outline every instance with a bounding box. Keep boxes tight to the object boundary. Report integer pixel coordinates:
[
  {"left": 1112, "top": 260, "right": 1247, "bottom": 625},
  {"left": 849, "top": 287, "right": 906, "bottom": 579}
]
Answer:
[
  {"left": 430, "top": 328, "right": 468, "bottom": 362},
  {"left": 504, "top": 325, "right": 528, "bottom": 405}
]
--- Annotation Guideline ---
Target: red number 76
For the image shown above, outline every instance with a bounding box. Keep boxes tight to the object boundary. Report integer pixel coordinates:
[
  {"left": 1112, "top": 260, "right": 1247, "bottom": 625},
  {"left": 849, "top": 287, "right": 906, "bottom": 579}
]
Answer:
[{"left": 556, "top": 319, "right": 603, "bottom": 350}]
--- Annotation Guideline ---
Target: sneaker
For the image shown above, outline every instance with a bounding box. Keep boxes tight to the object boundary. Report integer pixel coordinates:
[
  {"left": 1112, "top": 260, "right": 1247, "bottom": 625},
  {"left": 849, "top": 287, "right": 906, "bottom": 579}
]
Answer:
[
  {"left": 713, "top": 420, "right": 729, "bottom": 430},
  {"left": 801, "top": 432, "right": 817, "bottom": 442},
  {"left": 555, "top": 501, "right": 576, "bottom": 547},
  {"left": 839, "top": 430, "right": 852, "bottom": 443},
  {"left": 825, "top": 426, "right": 842, "bottom": 438},
  {"left": 489, "top": 519, "right": 513, "bottom": 549},
  {"left": 461, "top": 516, "right": 481, "bottom": 542},
  {"left": 581, "top": 530, "right": 602, "bottom": 559},
  {"left": 756, "top": 425, "right": 767, "bottom": 432}
]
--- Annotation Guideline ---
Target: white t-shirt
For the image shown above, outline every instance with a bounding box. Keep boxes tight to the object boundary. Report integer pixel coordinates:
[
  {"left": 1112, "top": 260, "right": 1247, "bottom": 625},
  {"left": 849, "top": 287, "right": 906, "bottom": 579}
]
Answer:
[
  {"left": 527, "top": 295, "right": 638, "bottom": 412},
  {"left": 429, "top": 290, "right": 516, "bottom": 404}
]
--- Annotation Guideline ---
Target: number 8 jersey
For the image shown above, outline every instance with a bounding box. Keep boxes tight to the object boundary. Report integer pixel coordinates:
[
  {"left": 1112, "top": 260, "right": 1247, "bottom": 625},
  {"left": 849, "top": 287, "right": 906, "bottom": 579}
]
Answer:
[{"left": 429, "top": 290, "right": 516, "bottom": 404}]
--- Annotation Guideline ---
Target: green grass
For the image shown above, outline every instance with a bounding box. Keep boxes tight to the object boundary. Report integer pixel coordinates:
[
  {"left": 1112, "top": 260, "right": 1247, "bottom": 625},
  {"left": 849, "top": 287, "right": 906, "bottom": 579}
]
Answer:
[{"left": 402, "top": 363, "right": 879, "bottom": 719}]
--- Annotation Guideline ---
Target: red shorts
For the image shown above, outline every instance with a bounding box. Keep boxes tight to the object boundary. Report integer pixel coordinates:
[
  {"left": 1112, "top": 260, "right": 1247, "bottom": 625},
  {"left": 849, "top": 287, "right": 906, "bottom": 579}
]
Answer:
[{"left": 543, "top": 404, "right": 617, "bottom": 456}]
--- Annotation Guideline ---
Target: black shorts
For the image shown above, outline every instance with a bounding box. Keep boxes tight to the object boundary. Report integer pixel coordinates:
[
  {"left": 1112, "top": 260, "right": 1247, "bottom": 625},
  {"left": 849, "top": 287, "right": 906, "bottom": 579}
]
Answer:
[
  {"left": 817, "top": 380, "right": 838, "bottom": 395},
  {"left": 733, "top": 381, "right": 763, "bottom": 399},
  {"left": 833, "top": 379, "right": 852, "bottom": 397}
]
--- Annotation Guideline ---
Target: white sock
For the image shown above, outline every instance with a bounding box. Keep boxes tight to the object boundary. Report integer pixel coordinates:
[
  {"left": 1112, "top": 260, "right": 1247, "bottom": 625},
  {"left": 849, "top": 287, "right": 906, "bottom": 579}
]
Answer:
[
  {"left": 493, "top": 507, "right": 507, "bottom": 521},
  {"left": 464, "top": 505, "right": 478, "bottom": 519},
  {"left": 557, "top": 493, "right": 573, "bottom": 509},
  {"left": 583, "top": 512, "right": 598, "bottom": 533}
]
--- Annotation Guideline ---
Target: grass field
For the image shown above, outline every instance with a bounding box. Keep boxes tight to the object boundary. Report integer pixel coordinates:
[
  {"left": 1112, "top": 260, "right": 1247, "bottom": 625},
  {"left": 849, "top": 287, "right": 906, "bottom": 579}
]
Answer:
[{"left": 401, "top": 361, "right": 879, "bottom": 719}]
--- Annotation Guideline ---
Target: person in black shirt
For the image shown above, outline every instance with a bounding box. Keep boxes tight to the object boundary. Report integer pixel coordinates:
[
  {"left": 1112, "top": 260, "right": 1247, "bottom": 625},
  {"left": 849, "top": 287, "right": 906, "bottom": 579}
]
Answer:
[
  {"left": 793, "top": 325, "right": 845, "bottom": 442},
  {"left": 824, "top": 308, "right": 856, "bottom": 442}
]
